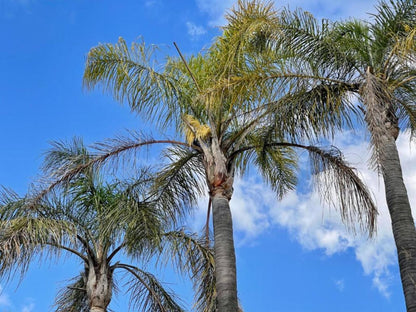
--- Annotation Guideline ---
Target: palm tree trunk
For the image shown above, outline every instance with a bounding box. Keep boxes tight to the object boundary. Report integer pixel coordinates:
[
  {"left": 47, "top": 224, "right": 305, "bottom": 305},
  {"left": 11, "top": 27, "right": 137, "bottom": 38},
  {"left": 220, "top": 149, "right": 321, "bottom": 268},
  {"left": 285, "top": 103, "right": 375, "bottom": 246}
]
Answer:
[
  {"left": 381, "top": 135, "right": 416, "bottom": 312},
  {"left": 211, "top": 194, "right": 238, "bottom": 312},
  {"left": 86, "top": 259, "right": 112, "bottom": 312}
]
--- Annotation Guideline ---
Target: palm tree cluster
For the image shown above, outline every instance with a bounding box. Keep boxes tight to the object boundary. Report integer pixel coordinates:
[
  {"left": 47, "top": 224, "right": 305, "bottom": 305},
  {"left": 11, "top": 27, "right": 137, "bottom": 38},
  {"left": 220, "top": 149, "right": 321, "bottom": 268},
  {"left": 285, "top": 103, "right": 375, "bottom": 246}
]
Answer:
[{"left": 1, "top": 0, "right": 416, "bottom": 311}]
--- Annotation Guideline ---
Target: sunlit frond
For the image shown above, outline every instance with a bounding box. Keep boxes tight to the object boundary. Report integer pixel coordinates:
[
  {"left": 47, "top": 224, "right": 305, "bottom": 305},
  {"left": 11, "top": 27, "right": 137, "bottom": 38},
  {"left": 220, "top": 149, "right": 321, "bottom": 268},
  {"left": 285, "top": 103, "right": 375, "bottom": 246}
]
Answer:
[{"left": 84, "top": 37, "right": 182, "bottom": 129}]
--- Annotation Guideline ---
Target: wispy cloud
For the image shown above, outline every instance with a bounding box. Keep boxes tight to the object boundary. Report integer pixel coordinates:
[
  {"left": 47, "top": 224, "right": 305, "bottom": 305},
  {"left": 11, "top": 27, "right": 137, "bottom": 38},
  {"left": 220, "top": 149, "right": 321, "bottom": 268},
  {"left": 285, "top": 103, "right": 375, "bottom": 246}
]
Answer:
[
  {"left": 195, "top": 0, "right": 235, "bottom": 27},
  {"left": 275, "top": 0, "right": 377, "bottom": 20},
  {"left": 145, "top": 0, "right": 157, "bottom": 8},
  {"left": 335, "top": 279, "right": 345, "bottom": 291},
  {"left": 0, "top": 0, "right": 35, "bottom": 18},
  {"left": 0, "top": 285, "right": 11, "bottom": 307},
  {"left": 186, "top": 22, "right": 207, "bottom": 38},
  {"left": 268, "top": 130, "right": 416, "bottom": 297},
  {"left": 0, "top": 285, "right": 35, "bottom": 312},
  {"left": 21, "top": 302, "right": 35, "bottom": 312}
]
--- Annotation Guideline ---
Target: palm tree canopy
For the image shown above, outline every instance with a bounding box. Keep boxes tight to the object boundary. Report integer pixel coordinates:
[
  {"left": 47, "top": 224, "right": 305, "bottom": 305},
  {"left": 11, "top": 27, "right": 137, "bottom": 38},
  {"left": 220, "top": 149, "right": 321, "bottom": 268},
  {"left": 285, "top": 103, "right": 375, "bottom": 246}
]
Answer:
[{"left": 0, "top": 139, "right": 215, "bottom": 312}]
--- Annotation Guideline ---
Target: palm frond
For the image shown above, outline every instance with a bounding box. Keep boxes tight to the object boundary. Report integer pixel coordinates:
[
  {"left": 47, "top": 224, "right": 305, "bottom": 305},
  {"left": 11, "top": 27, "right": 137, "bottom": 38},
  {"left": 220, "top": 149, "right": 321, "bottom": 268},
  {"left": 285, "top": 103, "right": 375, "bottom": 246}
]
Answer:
[
  {"left": 0, "top": 216, "right": 78, "bottom": 281},
  {"left": 54, "top": 275, "right": 89, "bottom": 312},
  {"left": 83, "top": 37, "right": 182, "bottom": 128},
  {"left": 151, "top": 145, "right": 206, "bottom": 223},
  {"left": 306, "top": 145, "right": 377, "bottom": 236},
  {"left": 161, "top": 230, "right": 216, "bottom": 312},
  {"left": 116, "top": 264, "right": 184, "bottom": 312},
  {"left": 251, "top": 141, "right": 298, "bottom": 199}
]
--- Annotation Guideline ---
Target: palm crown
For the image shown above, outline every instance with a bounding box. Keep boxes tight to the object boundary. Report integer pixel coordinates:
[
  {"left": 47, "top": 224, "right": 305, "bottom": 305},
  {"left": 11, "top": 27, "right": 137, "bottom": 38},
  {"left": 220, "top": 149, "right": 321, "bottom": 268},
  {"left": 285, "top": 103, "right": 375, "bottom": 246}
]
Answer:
[{"left": 0, "top": 139, "right": 215, "bottom": 312}]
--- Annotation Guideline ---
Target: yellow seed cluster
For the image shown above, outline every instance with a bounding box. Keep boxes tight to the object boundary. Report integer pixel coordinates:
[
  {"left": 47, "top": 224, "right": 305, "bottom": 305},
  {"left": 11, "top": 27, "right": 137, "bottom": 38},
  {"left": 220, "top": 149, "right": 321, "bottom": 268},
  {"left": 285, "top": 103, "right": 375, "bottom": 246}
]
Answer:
[{"left": 183, "top": 114, "right": 212, "bottom": 146}]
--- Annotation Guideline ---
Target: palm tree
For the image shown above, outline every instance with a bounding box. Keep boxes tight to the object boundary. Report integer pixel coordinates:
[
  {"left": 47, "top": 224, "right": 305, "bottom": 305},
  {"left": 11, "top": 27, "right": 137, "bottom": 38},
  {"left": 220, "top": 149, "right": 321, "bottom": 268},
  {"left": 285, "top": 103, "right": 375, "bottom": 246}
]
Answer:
[
  {"left": 0, "top": 139, "right": 215, "bottom": 312},
  {"left": 239, "top": 0, "right": 416, "bottom": 309},
  {"left": 28, "top": 2, "right": 378, "bottom": 311}
]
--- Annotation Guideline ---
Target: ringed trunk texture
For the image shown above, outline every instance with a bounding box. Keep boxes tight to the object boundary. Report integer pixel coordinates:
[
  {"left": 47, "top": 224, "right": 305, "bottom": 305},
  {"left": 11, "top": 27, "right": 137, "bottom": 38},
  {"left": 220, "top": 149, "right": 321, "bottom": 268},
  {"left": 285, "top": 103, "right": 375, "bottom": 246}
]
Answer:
[
  {"left": 381, "top": 135, "right": 416, "bottom": 311},
  {"left": 212, "top": 194, "right": 238, "bottom": 312}
]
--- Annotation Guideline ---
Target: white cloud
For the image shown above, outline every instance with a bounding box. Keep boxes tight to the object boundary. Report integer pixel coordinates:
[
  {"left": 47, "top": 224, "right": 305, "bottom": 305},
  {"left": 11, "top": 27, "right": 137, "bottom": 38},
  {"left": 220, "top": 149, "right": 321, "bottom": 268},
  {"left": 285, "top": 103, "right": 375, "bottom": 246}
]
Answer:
[
  {"left": 186, "top": 22, "right": 207, "bottom": 38},
  {"left": 0, "top": 285, "right": 36, "bottom": 312},
  {"left": 267, "top": 130, "right": 416, "bottom": 297}
]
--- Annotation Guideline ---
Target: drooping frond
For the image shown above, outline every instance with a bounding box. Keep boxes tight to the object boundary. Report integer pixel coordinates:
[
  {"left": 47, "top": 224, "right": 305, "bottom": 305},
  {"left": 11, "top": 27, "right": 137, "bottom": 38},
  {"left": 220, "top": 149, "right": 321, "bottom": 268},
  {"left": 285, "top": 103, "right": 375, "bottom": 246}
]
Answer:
[
  {"left": 42, "top": 137, "right": 91, "bottom": 180},
  {"left": 30, "top": 133, "right": 190, "bottom": 206},
  {"left": 306, "top": 145, "right": 377, "bottom": 236},
  {"left": 83, "top": 37, "right": 182, "bottom": 129},
  {"left": 231, "top": 141, "right": 377, "bottom": 236},
  {"left": 230, "top": 125, "right": 298, "bottom": 199},
  {"left": 103, "top": 196, "right": 163, "bottom": 262},
  {"left": 116, "top": 264, "right": 184, "bottom": 312},
  {"left": 247, "top": 135, "right": 298, "bottom": 199},
  {"left": 161, "top": 230, "right": 216, "bottom": 312},
  {"left": 0, "top": 216, "right": 78, "bottom": 281}
]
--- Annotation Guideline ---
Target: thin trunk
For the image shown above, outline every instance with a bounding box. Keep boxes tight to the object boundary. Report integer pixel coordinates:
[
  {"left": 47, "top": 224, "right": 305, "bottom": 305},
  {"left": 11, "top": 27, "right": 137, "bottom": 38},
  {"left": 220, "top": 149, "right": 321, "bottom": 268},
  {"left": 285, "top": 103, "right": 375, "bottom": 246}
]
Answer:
[
  {"left": 381, "top": 134, "right": 416, "bottom": 312},
  {"left": 211, "top": 194, "right": 238, "bottom": 312}
]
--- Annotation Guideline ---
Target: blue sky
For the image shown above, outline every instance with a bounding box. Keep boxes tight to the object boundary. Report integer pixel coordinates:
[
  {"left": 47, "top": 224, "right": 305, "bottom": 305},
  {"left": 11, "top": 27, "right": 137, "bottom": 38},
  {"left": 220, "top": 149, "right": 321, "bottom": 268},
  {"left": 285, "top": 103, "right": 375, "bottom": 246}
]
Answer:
[{"left": 1, "top": 0, "right": 415, "bottom": 311}]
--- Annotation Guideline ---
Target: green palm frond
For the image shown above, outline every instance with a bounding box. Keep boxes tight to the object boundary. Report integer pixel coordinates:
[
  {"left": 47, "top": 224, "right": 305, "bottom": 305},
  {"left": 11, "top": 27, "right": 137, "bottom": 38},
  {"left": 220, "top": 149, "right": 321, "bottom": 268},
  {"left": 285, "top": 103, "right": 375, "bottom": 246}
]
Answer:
[
  {"left": 372, "top": 0, "right": 416, "bottom": 45},
  {"left": 84, "top": 37, "right": 182, "bottom": 128},
  {"left": 116, "top": 263, "right": 184, "bottom": 312}
]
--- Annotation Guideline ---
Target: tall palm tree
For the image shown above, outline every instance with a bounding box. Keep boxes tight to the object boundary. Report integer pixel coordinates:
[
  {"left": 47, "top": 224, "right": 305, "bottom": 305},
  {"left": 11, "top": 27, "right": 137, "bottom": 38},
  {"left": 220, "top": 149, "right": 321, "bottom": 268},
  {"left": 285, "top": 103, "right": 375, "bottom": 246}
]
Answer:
[
  {"left": 0, "top": 139, "right": 215, "bottom": 312},
  {"left": 30, "top": 2, "right": 378, "bottom": 311},
  {"left": 239, "top": 0, "right": 416, "bottom": 309}
]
